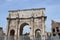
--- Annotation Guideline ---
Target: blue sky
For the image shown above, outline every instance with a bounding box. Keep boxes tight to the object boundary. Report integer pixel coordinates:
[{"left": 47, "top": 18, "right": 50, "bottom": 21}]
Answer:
[{"left": 0, "top": 0, "right": 60, "bottom": 33}]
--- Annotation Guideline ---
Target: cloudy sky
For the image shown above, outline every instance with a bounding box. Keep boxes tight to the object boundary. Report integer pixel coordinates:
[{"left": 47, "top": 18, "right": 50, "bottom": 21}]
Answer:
[{"left": 0, "top": 0, "right": 60, "bottom": 33}]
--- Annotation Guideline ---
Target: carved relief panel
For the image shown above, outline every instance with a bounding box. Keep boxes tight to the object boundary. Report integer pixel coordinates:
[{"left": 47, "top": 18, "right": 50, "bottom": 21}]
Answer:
[
  {"left": 9, "top": 12, "right": 18, "bottom": 18},
  {"left": 10, "top": 20, "right": 16, "bottom": 27},
  {"left": 34, "top": 19, "right": 41, "bottom": 26}
]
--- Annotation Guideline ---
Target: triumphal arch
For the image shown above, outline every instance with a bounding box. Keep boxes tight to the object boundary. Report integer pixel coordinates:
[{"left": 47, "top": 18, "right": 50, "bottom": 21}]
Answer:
[{"left": 6, "top": 8, "right": 47, "bottom": 40}]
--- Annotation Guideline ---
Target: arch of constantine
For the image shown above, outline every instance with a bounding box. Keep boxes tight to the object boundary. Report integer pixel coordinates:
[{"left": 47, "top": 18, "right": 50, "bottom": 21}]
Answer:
[{"left": 6, "top": 8, "right": 47, "bottom": 40}]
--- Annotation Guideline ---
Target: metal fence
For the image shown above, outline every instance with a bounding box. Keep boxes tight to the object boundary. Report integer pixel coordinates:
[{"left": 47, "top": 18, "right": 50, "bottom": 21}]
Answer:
[
  {"left": 0, "top": 35, "right": 41, "bottom": 40},
  {"left": 46, "top": 36, "right": 60, "bottom": 40},
  {"left": 0, "top": 36, "right": 5, "bottom": 40},
  {"left": 0, "top": 35, "right": 60, "bottom": 40}
]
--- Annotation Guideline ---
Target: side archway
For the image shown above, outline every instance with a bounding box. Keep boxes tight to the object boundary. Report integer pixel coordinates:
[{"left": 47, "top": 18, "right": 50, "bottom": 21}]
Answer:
[
  {"left": 35, "top": 29, "right": 41, "bottom": 38},
  {"left": 10, "top": 29, "right": 15, "bottom": 36}
]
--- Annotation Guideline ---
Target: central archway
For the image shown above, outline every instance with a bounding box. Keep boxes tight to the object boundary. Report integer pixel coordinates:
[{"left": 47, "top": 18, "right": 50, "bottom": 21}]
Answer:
[{"left": 20, "top": 23, "right": 30, "bottom": 36}]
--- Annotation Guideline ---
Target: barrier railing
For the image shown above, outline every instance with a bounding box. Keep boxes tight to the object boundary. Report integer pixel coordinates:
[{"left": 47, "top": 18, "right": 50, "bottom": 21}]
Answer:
[{"left": 0, "top": 35, "right": 60, "bottom": 40}]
